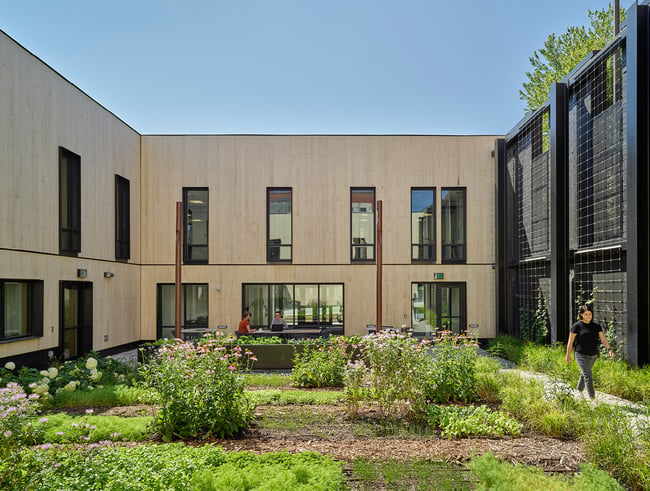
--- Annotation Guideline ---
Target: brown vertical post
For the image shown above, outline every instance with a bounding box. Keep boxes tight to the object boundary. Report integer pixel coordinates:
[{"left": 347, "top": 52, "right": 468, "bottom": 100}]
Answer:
[
  {"left": 376, "top": 200, "right": 382, "bottom": 333},
  {"left": 175, "top": 201, "right": 182, "bottom": 339}
]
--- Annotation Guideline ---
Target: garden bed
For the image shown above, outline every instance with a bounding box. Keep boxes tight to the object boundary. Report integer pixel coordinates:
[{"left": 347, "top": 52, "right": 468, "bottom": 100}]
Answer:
[{"left": 45, "top": 402, "right": 585, "bottom": 472}]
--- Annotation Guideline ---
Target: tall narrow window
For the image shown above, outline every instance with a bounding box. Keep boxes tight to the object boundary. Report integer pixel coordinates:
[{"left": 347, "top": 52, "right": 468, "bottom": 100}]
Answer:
[
  {"left": 411, "top": 188, "right": 435, "bottom": 261},
  {"left": 115, "top": 175, "right": 130, "bottom": 260},
  {"left": 1, "top": 279, "right": 44, "bottom": 340},
  {"left": 59, "top": 147, "right": 81, "bottom": 255},
  {"left": 267, "top": 188, "right": 292, "bottom": 262},
  {"left": 351, "top": 188, "right": 375, "bottom": 261},
  {"left": 441, "top": 188, "right": 466, "bottom": 263},
  {"left": 183, "top": 188, "right": 208, "bottom": 264}
]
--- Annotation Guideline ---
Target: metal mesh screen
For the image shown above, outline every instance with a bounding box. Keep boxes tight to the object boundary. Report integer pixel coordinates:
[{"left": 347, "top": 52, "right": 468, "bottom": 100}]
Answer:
[
  {"left": 569, "top": 43, "right": 627, "bottom": 249},
  {"left": 506, "top": 109, "right": 551, "bottom": 260},
  {"left": 505, "top": 109, "right": 551, "bottom": 338},
  {"left": 568, "top": 41, "right": 627, "bottom": 348},
  {"left": 572, "top": 248, "right": 627, "bottom": 349}
]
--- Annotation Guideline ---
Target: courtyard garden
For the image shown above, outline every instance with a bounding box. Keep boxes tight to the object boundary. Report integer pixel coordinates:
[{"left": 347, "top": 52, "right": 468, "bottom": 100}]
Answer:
[{"left": 1, "top": 331, "right": 648, "bottom": 490}]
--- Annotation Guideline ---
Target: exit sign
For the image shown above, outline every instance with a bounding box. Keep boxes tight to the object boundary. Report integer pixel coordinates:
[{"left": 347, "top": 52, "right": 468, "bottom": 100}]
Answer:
[{"left": 434, "top": 273, "right": 444, "bottom": 280}]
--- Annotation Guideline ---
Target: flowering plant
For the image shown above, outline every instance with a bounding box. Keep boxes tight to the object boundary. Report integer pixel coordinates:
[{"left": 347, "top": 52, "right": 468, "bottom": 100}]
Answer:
[
  {"left": 427, "top": 331, "right": 479, "bottom": 403},
  {"left": 292, "top": 336, "right": 353, "bottom": 388},
  {"left": 0, "top": 383, "right": 41, "bottom": 454},
  {"left": 359, "top": 331, "right": 432, "bottom": 418},
  {"left": 139, "top": 335, "right": 255, "bottom": 441}
]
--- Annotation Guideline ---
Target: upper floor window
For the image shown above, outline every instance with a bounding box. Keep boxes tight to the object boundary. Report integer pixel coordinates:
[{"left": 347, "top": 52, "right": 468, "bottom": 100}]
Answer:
[
  {"left": 441, "top": 188, "right": 466, "bottom": 263},
  {"left": 1, "top": 279, "right": 44, "bottom": 341},
  {"left": 267, "top": 188, "right": 292, "bottom": 262},
  {"left": 351, "top": 188, "right": 375, "bottom": 261},
  {"left": 411, "top": 188, "right": 435, "bottom": 261},
  {"left": 59, "top": 147, "right": 81, "bottom": 255},
  {"left": 183, "top": 188, "right": 208, "bottom": 264},
  {"left": 115, "top": 175, "right": 130, "bottom": 260}
]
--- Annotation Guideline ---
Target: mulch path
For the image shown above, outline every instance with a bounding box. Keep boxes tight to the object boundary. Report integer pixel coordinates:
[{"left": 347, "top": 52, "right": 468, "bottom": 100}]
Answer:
[{"left": 48, "top": 403, "right": 585, "bottom": 471}]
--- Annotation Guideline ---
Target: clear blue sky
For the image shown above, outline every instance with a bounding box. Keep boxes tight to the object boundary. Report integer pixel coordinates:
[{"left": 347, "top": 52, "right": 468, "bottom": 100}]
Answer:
[{"left": 2, "top": 0, "right": 615, "bottom": 135}]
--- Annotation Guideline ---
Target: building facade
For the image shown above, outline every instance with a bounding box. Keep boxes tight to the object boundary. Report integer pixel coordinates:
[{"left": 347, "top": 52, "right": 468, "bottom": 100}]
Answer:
[{"left": 0, "top": 30, "right": 498, "bottom": 366}]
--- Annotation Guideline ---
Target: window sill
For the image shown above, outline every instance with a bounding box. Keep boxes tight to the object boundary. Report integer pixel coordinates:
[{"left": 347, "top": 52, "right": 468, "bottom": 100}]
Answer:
[{"left": 0, "top": 335, "right": 41, "bottom": 345}]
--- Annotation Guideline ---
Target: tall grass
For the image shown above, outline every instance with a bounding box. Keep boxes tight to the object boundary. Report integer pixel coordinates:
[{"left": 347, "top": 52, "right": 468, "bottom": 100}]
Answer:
[
  {"left": 468, "top": 452, "right": 624, "bottom": 490},
  {"left": 494, "top": 335, "right": 650, "bottom": 404}
]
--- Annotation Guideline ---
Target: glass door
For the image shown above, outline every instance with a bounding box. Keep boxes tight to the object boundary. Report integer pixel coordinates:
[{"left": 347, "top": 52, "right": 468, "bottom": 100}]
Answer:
[{"left": 60, "top": 282, "right": 93, "bottom": 359}]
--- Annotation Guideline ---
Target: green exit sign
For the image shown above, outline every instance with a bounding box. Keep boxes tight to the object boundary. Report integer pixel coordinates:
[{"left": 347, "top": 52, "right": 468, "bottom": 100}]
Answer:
[{"left": 434, "top": 273, "right": 444, "bottom": 280}]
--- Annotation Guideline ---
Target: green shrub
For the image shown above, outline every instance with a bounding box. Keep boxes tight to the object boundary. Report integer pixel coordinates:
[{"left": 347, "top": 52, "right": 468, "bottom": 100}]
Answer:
[
  {"left": 426, "top": 404, "right": 521, "bottom": 438},
  {"left": 139, "top": 339, "right": 254, "bottom": 441},
  {"left": 359, "top": 331, "right": 432, "bottom": 417},
  {"left": 427, "top": 331, "right": 478, "bottom": 403},
  {"left": 292, "top": 337, "right": 351, "bottom": 388},
  {"left": 0, "top": 383, "right": 42, "bottom": 453}
]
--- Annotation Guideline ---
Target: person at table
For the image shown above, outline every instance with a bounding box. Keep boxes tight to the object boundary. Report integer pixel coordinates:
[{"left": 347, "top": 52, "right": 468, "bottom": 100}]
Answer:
[
  {"left": 238, "top": 312, "right": 252, "bottom": 334},
  {"left": 270, "top": 310, "right": 288, "bottom": 331}
]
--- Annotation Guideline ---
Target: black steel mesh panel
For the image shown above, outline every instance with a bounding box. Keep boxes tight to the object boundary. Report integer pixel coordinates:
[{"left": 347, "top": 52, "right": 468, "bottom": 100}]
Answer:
[
  {"left": 572, "top": 248, "right": 627, "bottom": 350},
  {"left": 508, "top": 260, "right": 551, "bottom": 340},
  {"left": 505, "top": 109, "right": 551, "bottom": 338},
  {"left": 569, "top": 43, "right": 627, "bottom": 249},
  {"left": 506, "top": 109, "right": 551, "bottom": 260}
]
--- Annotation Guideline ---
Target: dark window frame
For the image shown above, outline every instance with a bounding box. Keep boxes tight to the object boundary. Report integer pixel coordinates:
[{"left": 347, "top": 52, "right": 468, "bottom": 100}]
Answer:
[
  {"left": 266, "top": 187, "right": 293, "bottom": 263},
  {"left": 242, "top": 282, "right": 344, "bottom": 333},
  {"left": 115, "top": 175, "right": 130, "bottom": 260},
  {"left": 411, "top": 187, "right": 436, "bottom": 262},
  {"left": 156, "top": 283, "right": 209, "bottom": 339},
  {"left": 59, "top": 147, "right": 81, "bottom": 255},
  {"left": 411, "top": 281, "right": 467, "bottom": 334},
  {"left": 441, "top": 187, "right": 467, "bottom": 264},
  {"left": 182, "top": 187, "right": 209, "bottom": 264},
  {"left": 350, "top": 187, "right": 376, "bottom": 262},
  {"left": 0, "top": 279, "right": 44, "bottom": 342}
]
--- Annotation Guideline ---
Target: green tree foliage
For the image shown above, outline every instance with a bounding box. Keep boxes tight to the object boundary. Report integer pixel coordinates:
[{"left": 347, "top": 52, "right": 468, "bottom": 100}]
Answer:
[{"left": 521, "top": 4, "right": 623, "bottom": 112}]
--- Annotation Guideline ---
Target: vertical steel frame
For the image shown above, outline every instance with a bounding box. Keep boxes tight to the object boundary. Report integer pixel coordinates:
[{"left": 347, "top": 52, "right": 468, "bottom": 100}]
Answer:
[
  {"left": 549, "top": 82, "right": 569, "bottom": 343},
  {"left": 625, "top": 4, "right": 650, "bottom": 365}
]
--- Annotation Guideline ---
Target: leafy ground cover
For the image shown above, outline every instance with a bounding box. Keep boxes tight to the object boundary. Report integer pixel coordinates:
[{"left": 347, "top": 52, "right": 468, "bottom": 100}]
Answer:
[{"left": 2, "top": 333, "right": 645, "bottom": 489}]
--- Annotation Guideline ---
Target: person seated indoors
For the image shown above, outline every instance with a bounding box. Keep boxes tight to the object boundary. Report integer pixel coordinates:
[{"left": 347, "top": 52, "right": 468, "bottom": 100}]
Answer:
[
  {"left": 238, "top": 312, "right": 252, "bottom": 333},
  {"left": 270, "top": 310, "right": 288, "bottom": 331}
]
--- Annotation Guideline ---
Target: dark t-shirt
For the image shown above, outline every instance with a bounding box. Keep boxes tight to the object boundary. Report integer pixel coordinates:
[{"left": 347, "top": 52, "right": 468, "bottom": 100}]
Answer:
[{"left": 570, "top": 320, "right": 603, "bottom": 356}]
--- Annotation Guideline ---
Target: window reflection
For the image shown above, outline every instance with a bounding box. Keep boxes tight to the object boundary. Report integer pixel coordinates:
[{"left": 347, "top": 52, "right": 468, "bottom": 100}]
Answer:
[
  {"left": 441, "top": 189, "right": 466, "bottom": 262},
  {"left": 183, "top": 188, "right": 209, "bottom": 263},
  {"left": 157, "top": 283, "right": 208, "bottom": 339},
  {"left": 351, "top": 188, "right": 375, "bottom": 260},
  {"left": 411, "top": 188, "right": 435, "bottom": 261},
  {"left": 411, "top": 282, "right": 466, "bottom": 335},
  {"left": 242, "top": 283, "right": 344, "bottom": 332},
  {"left": 268, "top": 189, "right": 292, "bottom": 261}
]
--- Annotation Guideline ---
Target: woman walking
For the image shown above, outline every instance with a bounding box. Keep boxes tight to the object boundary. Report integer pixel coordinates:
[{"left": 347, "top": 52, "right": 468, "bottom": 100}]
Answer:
[{"left": 565, "top": 304, "right": 615, "bottom": 400}]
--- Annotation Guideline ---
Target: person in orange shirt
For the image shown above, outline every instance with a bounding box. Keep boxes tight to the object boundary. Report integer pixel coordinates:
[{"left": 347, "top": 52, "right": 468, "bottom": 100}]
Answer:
[{"left": 238, "top": 312, "right": 252, "bottom": 333}]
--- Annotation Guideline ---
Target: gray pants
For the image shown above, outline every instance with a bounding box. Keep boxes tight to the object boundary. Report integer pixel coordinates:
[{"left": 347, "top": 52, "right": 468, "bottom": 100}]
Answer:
[{"left": 575, "top": 352, "right": 598, "bottom": 399}]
